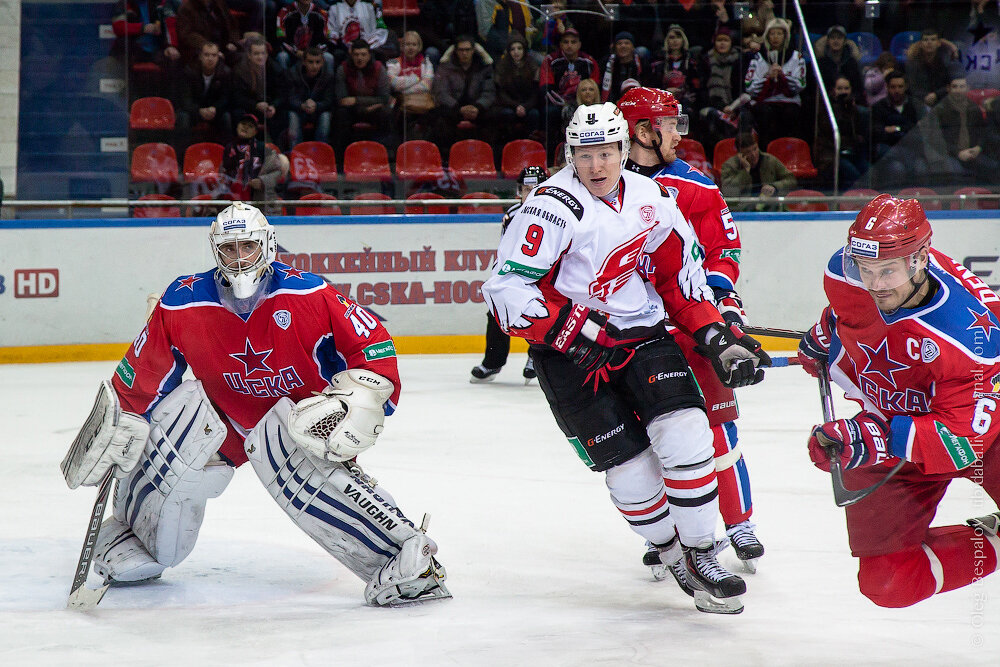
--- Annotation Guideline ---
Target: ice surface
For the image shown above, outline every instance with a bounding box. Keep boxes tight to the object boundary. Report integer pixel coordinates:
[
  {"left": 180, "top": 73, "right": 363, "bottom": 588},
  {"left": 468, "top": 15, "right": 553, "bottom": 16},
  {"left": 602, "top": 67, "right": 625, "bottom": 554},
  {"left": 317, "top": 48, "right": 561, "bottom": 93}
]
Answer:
[{"left": 0, "top": 355, "right": 996, "bottom": 666}]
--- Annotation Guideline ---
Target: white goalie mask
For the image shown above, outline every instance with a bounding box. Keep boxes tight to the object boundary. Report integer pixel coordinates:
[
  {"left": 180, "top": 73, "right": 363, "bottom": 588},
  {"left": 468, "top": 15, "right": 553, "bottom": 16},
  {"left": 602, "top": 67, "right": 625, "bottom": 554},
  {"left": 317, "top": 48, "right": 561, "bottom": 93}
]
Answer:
[
  {"left": 209, "top": 202, "right": 277, "bottom": 302},
  {"left": 564, "top": 102, "right": 631, "bottom": 174}
]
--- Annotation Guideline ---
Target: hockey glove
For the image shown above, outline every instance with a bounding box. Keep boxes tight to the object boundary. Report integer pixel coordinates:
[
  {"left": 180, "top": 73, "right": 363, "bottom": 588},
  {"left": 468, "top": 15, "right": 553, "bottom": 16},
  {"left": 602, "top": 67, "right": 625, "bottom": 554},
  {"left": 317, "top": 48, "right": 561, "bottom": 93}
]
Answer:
[
  {"left": 694, "top": 323, "right": 771, "bottom": 388},
  {"left": 545, "top": 303, "right": 624, "bottom": 372},
  {"left": 797, "top": 306, "right": 835, "bottom": 379},
  {"left": 808, "top": 413, "right": 894, "bottom": 472},
  {"left": 711, "top": 287, "right": 748, "bottom": 328}
]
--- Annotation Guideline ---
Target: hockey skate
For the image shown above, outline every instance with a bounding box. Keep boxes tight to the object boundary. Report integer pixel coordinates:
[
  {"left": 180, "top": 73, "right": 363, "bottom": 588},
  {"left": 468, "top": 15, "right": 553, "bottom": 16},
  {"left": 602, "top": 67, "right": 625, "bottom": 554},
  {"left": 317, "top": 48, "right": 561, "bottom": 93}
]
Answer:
[
  {"left": 470, "top": 364, "right": 502, "bottom": 383},
  {"left": 683, "top": 542, "right": 746, "bottom": 614},
  {"left": 523, "top": 357, "right": 536, "bottom": 384},
  {"left": 642, "top": 537, "right": 694, "bottom": 597},
  {"left": 726, "top": 521, "right": 764, "bottom": 574},
  {"left": 365, "top": 532, "right": 451, "bottom": 607}
]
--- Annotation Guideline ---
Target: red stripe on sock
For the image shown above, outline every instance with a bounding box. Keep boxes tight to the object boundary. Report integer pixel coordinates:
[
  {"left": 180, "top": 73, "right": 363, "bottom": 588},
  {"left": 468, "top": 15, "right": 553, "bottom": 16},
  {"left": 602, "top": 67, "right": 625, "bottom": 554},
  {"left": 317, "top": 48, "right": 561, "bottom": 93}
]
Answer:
[
  {"left": 663, "top": 471, "right": 717, "bottom": 490},
  {"left": 618, "top": 493, "right": 668, "bottom": 517}
]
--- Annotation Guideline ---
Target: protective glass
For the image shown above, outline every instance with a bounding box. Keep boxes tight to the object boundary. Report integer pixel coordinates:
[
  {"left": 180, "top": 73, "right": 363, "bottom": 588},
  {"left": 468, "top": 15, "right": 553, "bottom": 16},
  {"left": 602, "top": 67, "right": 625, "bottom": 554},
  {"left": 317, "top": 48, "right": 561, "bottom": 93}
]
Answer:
[
  {"left": 843, "top": 251, "right": 919, "bottom": 291},
  {"left": 652, "top": 114, "right": 689, "bottom": 136}
]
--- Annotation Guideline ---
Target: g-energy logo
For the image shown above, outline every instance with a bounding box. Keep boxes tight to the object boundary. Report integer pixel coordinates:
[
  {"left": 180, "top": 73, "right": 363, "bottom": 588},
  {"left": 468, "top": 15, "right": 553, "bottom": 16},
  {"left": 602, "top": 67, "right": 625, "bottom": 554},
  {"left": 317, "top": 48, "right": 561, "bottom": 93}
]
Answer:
[{"left": 587, "top": 423, "right": 625, "bottom": 447}]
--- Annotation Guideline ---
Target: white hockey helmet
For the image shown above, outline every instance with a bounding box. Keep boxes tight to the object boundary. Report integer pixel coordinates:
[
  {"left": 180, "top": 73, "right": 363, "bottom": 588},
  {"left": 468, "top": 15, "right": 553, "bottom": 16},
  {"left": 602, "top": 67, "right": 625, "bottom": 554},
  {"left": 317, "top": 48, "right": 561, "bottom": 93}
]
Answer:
[
  {"left": 209, "top": 202, "right": 277, "bottom": 300},
  {"left": 565, "top": 102, "right": 631, "bottom": 172}
]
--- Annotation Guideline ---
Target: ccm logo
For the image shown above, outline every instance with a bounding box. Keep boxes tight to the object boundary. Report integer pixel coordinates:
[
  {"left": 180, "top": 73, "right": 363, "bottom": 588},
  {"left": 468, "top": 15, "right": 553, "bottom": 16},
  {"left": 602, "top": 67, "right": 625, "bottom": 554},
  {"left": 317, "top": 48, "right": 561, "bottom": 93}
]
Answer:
[{"left": 14, "top": 269, "right": 59, "bottom": 298}]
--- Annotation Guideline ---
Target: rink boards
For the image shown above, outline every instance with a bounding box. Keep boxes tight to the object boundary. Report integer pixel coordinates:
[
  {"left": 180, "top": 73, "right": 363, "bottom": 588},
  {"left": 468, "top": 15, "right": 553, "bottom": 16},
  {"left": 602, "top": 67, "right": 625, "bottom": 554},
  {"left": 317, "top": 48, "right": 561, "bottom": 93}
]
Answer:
[{"left": 0, "top": 211, "right": 998, "bottom": 361}]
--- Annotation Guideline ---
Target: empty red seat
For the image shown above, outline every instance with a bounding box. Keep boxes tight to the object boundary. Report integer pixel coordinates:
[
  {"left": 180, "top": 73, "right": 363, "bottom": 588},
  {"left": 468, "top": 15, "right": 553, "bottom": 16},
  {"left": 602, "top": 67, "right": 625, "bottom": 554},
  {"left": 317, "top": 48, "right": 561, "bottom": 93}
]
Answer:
[
  {"left": 676, "top": 137, "right": 707, "bottom": 162},
  {"left": 130, "top": 97, "right": 175, "bottom": 130},
  {"left": 182, "top": 142, "right": 224, "bottom": 182},
  {"left": 296, "top": 192, "right": 341, "bottom": 215},
  {"left": 502, "top": 139, "right": 547, "bottom": 179},
  {"left": 381, "top": 0, "right": 419, "bottom": 16},
  {"left": 396, "top": 140, "right": 444, "bottom": 181},
  {"left": 133, "top": 194, "right": 180, "bottom": 218},
  {"left": 131, "top": 143, "right": 179, "bottom": 183},
  {"left": 449, "top": 140, "right": 497, "bottom": 179},
  {"left": 458, "top": 192, "right": 503, "bottom": 214},
  {"left": 289, "top": 141, "right": 338, "bottom": 183},
  {"left": 953, "top": 186, "right": 999, "bottom": 210},
  {"left": 713, "top": 138, "right": 737, "bottom": 171},
  {"left": 344, "top": 141, "right": 392, "bottom": 182},
  {"left": 785, "top": 189, "right": 829, "bottom": 212},
  {"left": 767, "top": 137, "right": 818, "bottom": 179},
  {"left": 405, "top": 192, "right": 449, "bottom": 214},
  {"left": 350, "top": 192, "right": 394, "bottom": 215},
  {"left": 897, "top": 186, "right": 941, "bottom": 210}
]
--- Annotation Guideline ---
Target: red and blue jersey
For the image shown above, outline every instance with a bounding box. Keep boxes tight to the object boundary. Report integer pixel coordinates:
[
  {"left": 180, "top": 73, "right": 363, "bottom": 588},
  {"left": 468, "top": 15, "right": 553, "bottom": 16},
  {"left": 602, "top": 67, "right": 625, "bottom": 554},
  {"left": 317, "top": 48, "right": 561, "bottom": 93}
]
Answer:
[
  {"left": 111, "top": 262, "right": 400, "bottom": 466},
  {"left": 823, "top": 247, "right": 1000, "bottom": 474}
]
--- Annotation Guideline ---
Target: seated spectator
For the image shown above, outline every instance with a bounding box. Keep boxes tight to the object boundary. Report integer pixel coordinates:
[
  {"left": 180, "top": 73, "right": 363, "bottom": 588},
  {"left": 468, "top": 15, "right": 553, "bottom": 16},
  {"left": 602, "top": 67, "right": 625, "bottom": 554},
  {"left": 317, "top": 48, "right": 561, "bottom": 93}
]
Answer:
[
  {"left": 334, "top": 39, "right": 392, "bottom": 155},
  {"left": 176, "top": 0, "right": 241, "bottom": 65},
  {"left": 931, "top": 75, "right": 1000, "bottom": 185},
  {"left": 494, "top": 33, "right": 540, "bottom": 143},
  {"left": 113, "top": 0, "right": 184, "bottom": 98},
  {"left": 288, "top": 47, "right": 336, "bottom": 146},
  {"left": 327, "top": 0, "right": 391, "bottom": 65},
  {"left": 219, "top": 113, "right": 289, "bottom": 211},
  {"left": 698, "top": 27, "right": 749, "bottom": 151},
  {"left": 905, "top": 28, "right": 959, "bottom": 109},
  {"left": 720, "top": 130, "right": 797, "bottom": 211},
  {"left": 231, "top": 33, "right": 287, "bottom": 144},
  {"left": 600, "top": 31, "right": 646, "bottom": 104},
  {"left": 530, "top": 0, "right": 572, "bottom": 58},
  {"left": 870, "top": 70, "right": 928, "bottom": 188},
  {"left": 177, "top": 40, "right": 233, "bottom": 146},
  {"left": 744, "top": 17, "right": 806, "bottom": 149},
  {"left": 539, "top": 27, "right": 599, "bottom": 153},
  {"left": 411, "top": 0, "right": 477, "bottom": 66},
  {"left": 650, "top": 25, "right": 702, "bottom": 113},
  {"left": 814, "top": 77, "right": 871, "bottom": 190},
  {"left": 561, "top": 77, "right": 600, "bottom": 135},
  {"left": 863, "top": 51, "right": 898, "bottom": 107},
  {"left": 275, "top": 0, "right": 334, "bottom": 73},
  {"left": 484, "top": 0, "right": 536, "bottom": 61},
  {"left": 815, "top": 25, "right": 863, "bottom": 104},
  {"left": 431, "top": 35, "right": 497, "bottom": 153},
  {"left": 387, "top": 30, "right": 436, "bottom": 139}
]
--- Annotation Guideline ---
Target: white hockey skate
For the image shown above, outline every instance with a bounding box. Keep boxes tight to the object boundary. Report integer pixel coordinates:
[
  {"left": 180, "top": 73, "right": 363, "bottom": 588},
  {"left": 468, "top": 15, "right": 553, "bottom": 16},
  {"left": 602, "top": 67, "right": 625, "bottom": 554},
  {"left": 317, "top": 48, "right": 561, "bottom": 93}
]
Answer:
[
  {"left": 683, "top": 542, "right": 746, "bottom": 614},
  {"left": 726, "top": 521, "right": 764, "bottom": 574},
  {"left": 365, "top": 532, "right": 451, "bottom": 607}
]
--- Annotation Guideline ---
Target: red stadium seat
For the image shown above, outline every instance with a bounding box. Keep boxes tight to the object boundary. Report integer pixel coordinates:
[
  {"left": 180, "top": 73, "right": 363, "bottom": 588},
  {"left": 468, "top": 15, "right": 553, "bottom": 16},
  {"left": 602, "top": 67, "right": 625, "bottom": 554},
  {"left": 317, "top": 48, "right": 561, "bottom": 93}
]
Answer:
[
  {"left": 897, "top": 187, "right": 941, "bottom": 210},
  {"left": 296, "top": 192, "right": 341, "bottom": 215},
  {"left": 344, "top": 141, "right": 393, "bottom": 182},
  {"left": 839, "top": 188, "right": 880, "bottom": 210},
  {"left": 350, "top": 192, "right": 394, "bottom": 215},
  {"left": 381, "top": 0, "right": 420, "bottom": 17},
  {"left": 785, "top": 189, "right": 829, "bottom": 212},
  {"left": 676, "top": 137, "right": 707, "bottom": 162},
  {"left": 133, "top": 194, "right": 180, "bottom": 218},
  {"left": 289, "top": 141, "right": 338, "bottom": 183},
  {"left": 767, "top": 137, "right": 818, "bottom": 179},
  {"left": 186, "top": 193, "right": 231, "bottom": 216},
  {"left": 405, "top": 192, "right": 449, "bottom": 214},
  {"left": 130, "top": 97, "right": 175, "bottom": 130},
  {"left": 396, "top": 140, "right": 444, "bottom": 181},
  {"left": 501, "top": 139, "right": 547, "bottom": 179},
  {"left": 182, "top": 142, "right": 224, "bottom": 182},
  {"left": 458, "top": 192, "right": 503, "bottom": 214},
  {"left": 131, "top": 143, "right": 179, "bottom": 183},
  {"left": 449, "top": 140, "right": 497, "bottom": 180},
  {"left": 953, "top": 186, "right": 999, "bottom": 210},
  {"left": 713, "top": 138, "right": 737, "bottom": 172}
]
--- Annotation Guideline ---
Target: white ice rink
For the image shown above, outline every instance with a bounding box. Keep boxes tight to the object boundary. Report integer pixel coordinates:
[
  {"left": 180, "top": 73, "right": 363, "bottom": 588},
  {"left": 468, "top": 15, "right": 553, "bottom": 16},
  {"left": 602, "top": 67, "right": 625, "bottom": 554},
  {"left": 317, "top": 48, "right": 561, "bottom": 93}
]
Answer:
[{"left": 1, "top": 354, "right": 997, "bottom": 666}]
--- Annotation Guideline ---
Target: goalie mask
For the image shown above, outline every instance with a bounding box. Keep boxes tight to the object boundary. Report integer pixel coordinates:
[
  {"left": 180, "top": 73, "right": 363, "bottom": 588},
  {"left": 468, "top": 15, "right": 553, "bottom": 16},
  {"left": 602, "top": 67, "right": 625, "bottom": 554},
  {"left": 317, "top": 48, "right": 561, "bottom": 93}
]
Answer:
[{"left": 210, "top": 202, "right": 277, "bottom": 306}]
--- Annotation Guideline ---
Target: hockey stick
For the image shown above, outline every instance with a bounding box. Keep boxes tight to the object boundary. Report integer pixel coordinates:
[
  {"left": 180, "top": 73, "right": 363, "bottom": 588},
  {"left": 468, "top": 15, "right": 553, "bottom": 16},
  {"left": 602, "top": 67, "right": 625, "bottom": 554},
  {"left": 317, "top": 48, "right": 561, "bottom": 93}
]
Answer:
[
  {"left": 818, "top": 364, "right": 906, "bottom": 507},
  {"left": 67, "top": 468, "right": 114, "bottom": 610},
  {"left": 769, "top": 356, "right": 801, "bottom": 368},
  {"left": 742, "top": 326, "right": 806, "bottom": 340}
]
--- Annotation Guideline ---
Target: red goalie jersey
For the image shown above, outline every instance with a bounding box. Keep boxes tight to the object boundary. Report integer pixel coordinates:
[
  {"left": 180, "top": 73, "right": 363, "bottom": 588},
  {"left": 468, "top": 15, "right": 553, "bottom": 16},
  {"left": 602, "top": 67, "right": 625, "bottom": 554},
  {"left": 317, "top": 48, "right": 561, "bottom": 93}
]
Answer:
[{"left": 821, "top": 247, "right": 1000, "bottom": 475}]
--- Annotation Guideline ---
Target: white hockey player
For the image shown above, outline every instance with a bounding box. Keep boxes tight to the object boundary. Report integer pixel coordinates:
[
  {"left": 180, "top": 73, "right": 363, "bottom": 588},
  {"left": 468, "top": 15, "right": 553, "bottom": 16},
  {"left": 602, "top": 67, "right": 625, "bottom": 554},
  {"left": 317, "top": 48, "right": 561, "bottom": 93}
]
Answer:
[
  {"left": 61, "top": 202, "right": 449, "bottom": 607},
  {"left": 481, "top": 102, "right": 770, "bottom": 613}
]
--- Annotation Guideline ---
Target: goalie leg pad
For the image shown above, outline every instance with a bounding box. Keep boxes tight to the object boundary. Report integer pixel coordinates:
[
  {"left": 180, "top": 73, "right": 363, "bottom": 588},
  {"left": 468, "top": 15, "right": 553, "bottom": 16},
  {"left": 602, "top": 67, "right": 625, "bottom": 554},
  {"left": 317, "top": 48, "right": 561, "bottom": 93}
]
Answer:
[
  {"left": 114, "top": 380, "right": 233, "bottom": 568},
  {"left": 245, "top": 399, "right": 427, "bottom": 582}
]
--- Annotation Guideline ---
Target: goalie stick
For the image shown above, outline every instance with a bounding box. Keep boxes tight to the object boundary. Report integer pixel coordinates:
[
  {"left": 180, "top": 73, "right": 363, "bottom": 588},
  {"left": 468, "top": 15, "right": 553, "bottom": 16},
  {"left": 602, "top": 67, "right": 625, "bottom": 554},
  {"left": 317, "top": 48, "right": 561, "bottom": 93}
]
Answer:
[
  {"left": 818, "top": 363, "right": 905, "bottom": 507},
  {"left": 67, "top": 468, "right": 114, "bottom": 610}
]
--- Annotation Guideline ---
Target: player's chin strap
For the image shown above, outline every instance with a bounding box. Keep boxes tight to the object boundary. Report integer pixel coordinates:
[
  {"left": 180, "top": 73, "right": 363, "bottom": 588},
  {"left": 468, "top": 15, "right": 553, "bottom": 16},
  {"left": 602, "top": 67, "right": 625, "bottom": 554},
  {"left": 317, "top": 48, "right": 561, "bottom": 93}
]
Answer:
[
  {"left": 634, "top": 132, "right": 669, "bottom": 166},
  {"left": 882, "top": 269, "right": 930, "bottom": 316}
]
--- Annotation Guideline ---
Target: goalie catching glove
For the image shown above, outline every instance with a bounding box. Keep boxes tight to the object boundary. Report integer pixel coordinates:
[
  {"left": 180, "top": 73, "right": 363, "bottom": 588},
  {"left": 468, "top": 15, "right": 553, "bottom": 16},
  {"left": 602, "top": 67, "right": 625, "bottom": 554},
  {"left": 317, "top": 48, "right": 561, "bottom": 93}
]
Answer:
[
  {"left": 694, "top": 323, "right": 771, "bottom": 388},
  {"left": 808, "top": 413, "right": 896, "bottom": 472},
  {"left": 544, "top": 302, "right": 627, "bottom": 373},
  {"left": 288, "top": 369, "right": 395, "bottom": 462}
]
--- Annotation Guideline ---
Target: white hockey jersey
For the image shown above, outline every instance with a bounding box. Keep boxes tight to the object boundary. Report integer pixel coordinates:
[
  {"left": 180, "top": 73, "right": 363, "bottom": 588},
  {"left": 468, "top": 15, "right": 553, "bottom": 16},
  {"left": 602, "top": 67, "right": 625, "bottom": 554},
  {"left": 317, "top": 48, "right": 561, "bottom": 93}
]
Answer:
[
  {"left": 326, "top": 0, "right": 387, "bottom": 49},
  {"left": 482, "top": 167, "right": 723, "bottom": 343}
]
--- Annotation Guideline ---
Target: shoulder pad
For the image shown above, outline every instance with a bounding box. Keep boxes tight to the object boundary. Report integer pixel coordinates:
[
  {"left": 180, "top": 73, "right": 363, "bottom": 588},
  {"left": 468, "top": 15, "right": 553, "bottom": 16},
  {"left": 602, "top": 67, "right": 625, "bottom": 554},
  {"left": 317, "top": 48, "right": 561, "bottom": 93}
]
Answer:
[{"left": 533, "top": 186, "right": 584, "bottom": 220}]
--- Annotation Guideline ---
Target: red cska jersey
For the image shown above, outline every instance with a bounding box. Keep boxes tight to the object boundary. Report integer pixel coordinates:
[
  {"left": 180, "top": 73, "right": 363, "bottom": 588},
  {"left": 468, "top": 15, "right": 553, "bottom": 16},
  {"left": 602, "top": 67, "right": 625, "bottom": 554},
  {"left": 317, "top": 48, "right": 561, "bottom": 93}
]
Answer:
[
  {"left": 820, "top": 247, "right": 1000, "bottom": 475},
  {"left": 111, "top": 262, "right": 400, "bottom": 466}
]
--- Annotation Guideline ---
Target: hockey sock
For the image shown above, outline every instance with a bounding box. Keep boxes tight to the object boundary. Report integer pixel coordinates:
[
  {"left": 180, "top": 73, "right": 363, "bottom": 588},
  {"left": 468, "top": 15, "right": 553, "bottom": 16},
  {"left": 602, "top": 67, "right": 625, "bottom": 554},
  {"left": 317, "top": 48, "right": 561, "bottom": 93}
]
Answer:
[{"left": 711, "top": 423, "right": 753, "bottom": 526}]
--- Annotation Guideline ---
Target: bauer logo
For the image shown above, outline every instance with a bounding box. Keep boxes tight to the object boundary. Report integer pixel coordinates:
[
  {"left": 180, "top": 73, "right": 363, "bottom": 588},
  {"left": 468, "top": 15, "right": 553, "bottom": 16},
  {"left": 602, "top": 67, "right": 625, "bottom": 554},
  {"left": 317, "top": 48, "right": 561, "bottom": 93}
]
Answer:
[
  {"left": 850, "top": 238, "right": 879, "bottom": 258},
  {"left": 13, "top": 269, "right": 59, "bottom": 298}
]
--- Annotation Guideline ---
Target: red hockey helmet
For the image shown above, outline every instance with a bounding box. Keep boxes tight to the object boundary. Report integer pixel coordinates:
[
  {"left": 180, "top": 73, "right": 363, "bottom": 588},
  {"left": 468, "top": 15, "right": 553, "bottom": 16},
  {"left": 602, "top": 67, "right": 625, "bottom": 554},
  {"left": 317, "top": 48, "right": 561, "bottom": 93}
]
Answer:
[
  {"left": 617, "top": 87, "right": 688, "bottom": 137},
  {"left": 846, "top": 193, "right": 932, "bottom": 261}
]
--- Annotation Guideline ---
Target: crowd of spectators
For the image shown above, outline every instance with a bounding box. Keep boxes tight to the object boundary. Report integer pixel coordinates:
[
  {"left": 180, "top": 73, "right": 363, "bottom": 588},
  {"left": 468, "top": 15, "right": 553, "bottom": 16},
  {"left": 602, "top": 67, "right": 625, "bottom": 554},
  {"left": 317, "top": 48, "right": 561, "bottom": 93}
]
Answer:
[{"left": 114, "top": 0, "right": 1000, "bottom": 205}]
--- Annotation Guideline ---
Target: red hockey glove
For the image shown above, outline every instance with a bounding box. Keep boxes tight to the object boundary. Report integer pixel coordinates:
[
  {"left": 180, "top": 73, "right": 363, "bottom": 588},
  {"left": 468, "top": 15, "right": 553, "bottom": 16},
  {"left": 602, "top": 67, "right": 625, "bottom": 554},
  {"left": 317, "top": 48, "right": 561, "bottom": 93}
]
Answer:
[
  {"left": 797, "top": 306, "right": 835, "bottom": 379},
  {"left": 808, "top": 413, "right": 892, "bottom": 472},
  {"left": 711, "top": 287, "right": 748, "bottom": 328},
  {"left": 694, "top": 323, "right": 771, "bottom": 388},
  {"left": 544, "top": 303, "right": 624, "bottom": 372}
]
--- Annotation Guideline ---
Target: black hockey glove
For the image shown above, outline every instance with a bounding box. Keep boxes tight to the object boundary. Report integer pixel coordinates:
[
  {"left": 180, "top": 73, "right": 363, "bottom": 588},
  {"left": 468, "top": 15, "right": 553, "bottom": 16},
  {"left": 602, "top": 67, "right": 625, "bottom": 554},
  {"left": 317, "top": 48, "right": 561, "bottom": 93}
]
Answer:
[
  {"left": 711, "top": 286, "right": 748, "bottom": 328},
  {"left": 545, "top": 303, "right": 624, "bottom": 372},
  {"left": 694, "top": 323, "right": 771, "bottom": 388}
]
